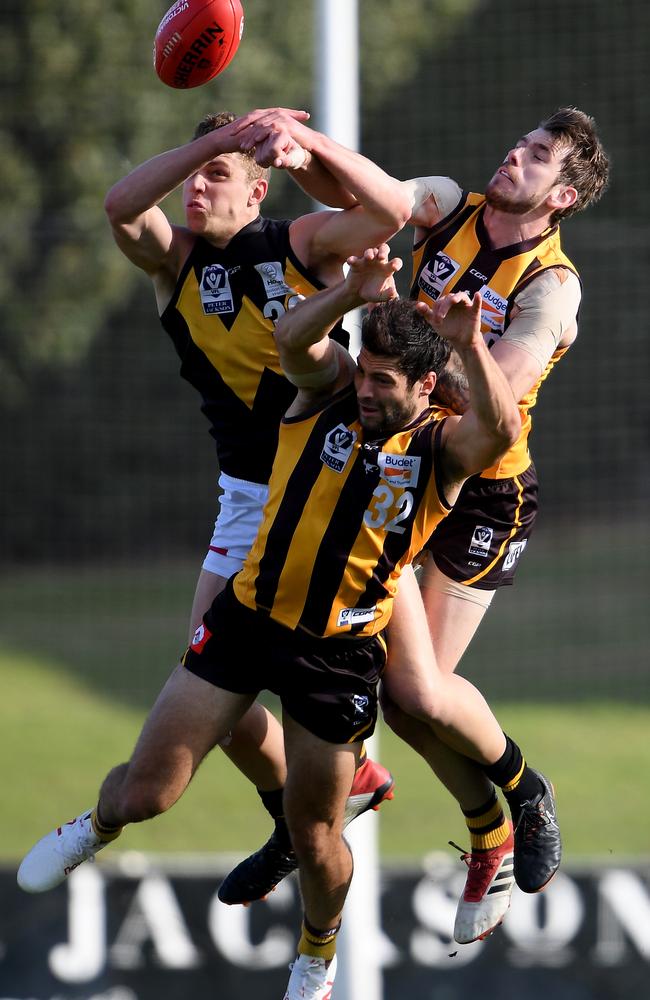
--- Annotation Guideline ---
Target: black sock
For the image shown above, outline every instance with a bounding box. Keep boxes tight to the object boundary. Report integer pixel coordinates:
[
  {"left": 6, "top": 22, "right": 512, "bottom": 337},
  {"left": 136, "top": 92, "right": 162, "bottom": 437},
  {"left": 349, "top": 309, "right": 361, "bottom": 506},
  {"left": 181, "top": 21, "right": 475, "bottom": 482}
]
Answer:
[
  {"left": 481, "top": 735, "right": 544, "bottom": 827},
  {"left": 258, "top": 788, "right": 293, "bottom": 852}
]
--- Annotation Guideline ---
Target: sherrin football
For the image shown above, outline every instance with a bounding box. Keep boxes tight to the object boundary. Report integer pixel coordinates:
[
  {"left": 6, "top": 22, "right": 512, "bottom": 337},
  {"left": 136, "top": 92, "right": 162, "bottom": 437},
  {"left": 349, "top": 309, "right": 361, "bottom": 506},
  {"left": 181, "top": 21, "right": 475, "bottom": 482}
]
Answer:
[{"left": 154, "top": 0, "right": 244, "bottom": 89}]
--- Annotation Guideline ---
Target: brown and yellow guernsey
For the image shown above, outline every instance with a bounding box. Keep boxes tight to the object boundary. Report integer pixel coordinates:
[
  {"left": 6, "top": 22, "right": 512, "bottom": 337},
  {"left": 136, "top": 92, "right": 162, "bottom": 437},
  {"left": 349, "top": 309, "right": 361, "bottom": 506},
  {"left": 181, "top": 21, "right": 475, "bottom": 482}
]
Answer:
[
  {"left": 233, "top": 386, "right": 452, "bottom": 638},
  {"left": 411, "top": 191, "right": 578, "bottom": 478},
  {"left": 160, "top": 216, "right": 348, "bottom": 484}
]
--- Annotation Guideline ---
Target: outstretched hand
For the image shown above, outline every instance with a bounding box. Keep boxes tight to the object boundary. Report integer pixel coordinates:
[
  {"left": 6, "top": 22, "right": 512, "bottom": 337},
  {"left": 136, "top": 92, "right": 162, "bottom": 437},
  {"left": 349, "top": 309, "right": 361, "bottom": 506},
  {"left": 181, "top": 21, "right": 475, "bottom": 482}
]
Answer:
[
  {"left": 232, "top": 108, "right": 312, "bottom": 169},
  {"left": 415, "top": 291, "right": 483, "bottom": 350},
  {"left": 345, "top": 245, "right": 402, "bottom": 304}
]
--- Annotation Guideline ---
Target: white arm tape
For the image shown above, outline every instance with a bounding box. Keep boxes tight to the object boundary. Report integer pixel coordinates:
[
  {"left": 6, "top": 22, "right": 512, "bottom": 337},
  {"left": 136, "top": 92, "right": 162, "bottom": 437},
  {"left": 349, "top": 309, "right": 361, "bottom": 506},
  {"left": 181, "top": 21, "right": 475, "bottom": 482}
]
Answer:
[
  {"left": 283, "top": 353, "right": 340, "bottom": 388},
  {"left": 503, "top": 270, "right": 582, "bottom": 368},
  {"left": 402, "top": 175, "right": 463, "bottom": 217}
]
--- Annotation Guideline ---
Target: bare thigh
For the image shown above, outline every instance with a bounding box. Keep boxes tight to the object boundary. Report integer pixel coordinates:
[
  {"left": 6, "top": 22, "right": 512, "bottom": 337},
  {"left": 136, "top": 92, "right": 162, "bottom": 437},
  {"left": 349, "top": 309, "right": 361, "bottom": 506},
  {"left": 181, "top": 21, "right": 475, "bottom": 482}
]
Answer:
[{"left": 122, "top": 663, "right": 256, "bottom": 811}]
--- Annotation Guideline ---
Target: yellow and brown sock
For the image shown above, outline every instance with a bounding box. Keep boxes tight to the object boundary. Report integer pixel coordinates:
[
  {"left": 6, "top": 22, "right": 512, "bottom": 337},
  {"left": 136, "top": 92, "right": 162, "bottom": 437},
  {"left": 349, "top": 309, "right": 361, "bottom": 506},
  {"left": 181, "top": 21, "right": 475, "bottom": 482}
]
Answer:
[
  {"left": 298, "top": 916, "right": 341, "bottom": 962},
  {"left": 481, "top": 735, "right": 544, "bottom": 827},
  {"left": 462, "top": 790, "right": 510, "bottom": 852},
  {"left": 91, "top": 808, "right": 123, "bottom": 843}
]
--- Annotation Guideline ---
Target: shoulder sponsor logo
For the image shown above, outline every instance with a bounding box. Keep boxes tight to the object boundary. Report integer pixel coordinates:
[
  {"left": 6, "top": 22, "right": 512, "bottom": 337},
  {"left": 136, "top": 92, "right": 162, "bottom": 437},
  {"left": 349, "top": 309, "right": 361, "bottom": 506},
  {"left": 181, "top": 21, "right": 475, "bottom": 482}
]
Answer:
[
  {"left": 469, "top": 524, "right": 493, "bottom": 557},
  {"left": 503, "top": 538, "right": 527, "bottom": 571},
  {"left": 378, "top": 452, "right": 421, "bottom": 488},
  {"left": 337, "top": 606, "right": 377, "bottom": 628},
  {"left": 469, "top": 267, "right": 488, "bottom": 282},
  {"left": 255, "top": 261, "right": 291, "bottom": 299},
  {"left": 321, "top": 424, "right": 357, "bottom": 473},
  {"left": 199, "top": 264, "right": 234, "bottom": 315},
  {"left": 418, "top": 253, "right": 460, "bottom": 300}
]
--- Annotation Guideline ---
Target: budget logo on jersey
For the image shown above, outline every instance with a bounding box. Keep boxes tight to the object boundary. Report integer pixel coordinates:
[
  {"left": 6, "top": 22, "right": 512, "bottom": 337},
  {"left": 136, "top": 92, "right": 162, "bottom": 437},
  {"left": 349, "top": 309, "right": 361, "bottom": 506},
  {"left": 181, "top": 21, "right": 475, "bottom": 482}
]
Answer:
[
  {"left": 321, "top": 424, "right": 357, "bottom": 473},
  {"left": 504, "top": 538, "right": 527, "bottom": 570},
  {"left": 337, "top": 606, "right": 377, "bottom": 628},
  {"left": 480, "top": 285, "right": 508, "bottom": 335},
  {"left": 200, "top": 264, "right": 234, "bottom": 315},
  {"left": 469, "top": 524, "right": 493, "bottom": 557},
  {"left": 418, "top": 253, "right": 460, "bottom": 300},
  {"left": 255, "top": 261, "right": 291, "bottom": 299},
  {"left": 378, "top": 452, "right": 421, "bottom": 488}
]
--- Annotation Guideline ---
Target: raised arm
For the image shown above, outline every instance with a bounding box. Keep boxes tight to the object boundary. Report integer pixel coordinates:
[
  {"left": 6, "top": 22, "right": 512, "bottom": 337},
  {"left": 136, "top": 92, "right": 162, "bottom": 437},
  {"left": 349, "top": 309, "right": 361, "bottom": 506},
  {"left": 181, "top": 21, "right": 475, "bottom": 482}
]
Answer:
[
  {"left": 274, "top": 246, "right": 402, "bottom": 414},
  {"left": 103, "top": 119, "right": 246, "bottom": 276},
  {"left": 234, "top": 108, "right": 412, "bottom": 225},
  {"left": 419, "top": 293, "right": 521, "bottom": 492}
]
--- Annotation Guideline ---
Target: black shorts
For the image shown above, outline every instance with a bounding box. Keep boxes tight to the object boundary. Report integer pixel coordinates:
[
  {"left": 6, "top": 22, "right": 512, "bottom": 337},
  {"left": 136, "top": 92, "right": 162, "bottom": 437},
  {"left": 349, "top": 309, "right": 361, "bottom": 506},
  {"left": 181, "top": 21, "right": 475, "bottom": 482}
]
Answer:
[
  {"left": 425, "top": 463, "right": 538, "bottom": 590},
  {"left": 183, "top": 579, "right": 386, "bottom": 745}
]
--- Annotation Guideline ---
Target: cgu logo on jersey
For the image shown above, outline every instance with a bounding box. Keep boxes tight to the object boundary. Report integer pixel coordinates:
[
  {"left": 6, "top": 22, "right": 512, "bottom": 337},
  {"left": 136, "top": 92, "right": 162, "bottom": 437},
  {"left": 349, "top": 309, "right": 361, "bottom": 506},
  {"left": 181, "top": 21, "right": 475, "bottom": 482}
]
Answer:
[
  {"left": 418, "top": 253, "right": 460, "bottom": 300},
  {"left": 200, "top": 264, "right": 234, "bottom": 315},
  {"left": 255, "top": 261, "right": 291, "bottom": 299},
  {"left": 337, "top": 606, "right": 377, "bottom": 628},
  {"left": 321, "top": 424, "right": 357, "bottom": 473},
  {"left": 378, "top": 452, "right": 421, "bottom": 488},
  {"left": 480, "top": 285, "right": 508, "bottom": 335}
]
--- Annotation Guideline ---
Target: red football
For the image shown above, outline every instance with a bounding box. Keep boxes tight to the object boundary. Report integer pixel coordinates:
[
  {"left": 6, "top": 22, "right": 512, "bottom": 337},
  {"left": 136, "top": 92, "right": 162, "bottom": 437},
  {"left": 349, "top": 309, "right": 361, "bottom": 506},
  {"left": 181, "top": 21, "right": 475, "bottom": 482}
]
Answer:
[{"left": 154, "top": 0, "right": 244, "bottom": 89}]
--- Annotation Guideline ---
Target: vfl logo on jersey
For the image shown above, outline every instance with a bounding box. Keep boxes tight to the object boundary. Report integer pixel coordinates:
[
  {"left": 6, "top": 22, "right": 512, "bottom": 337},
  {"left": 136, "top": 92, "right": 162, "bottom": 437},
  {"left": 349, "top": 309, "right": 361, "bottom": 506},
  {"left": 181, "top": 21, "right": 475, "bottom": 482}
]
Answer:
[
  {"left": 255, "top": 261, "right": 291, "bottom": 299},
  {"left": 377, "top": 452, "right": 421, "bottom": 488},
  {"left": 503, "top": 538, "right": 527, "bottom": 571},
  {"left": 200, "top": 265, "right": 234, "bottom": 315},
  {"left": 480, "top": 286, "right": 508, "bottom": 336},
  {"left": 469, "top": 524, "right": 493, "bottom": 557},
  {"left": 337, "top": 606, "right": 377, "bottom": 628},
  {"left": 321, "top": 424, "right": 357, "bottom": 473},
  {"left": 418, "top": 253, "right": 460, "bottom": 300}
]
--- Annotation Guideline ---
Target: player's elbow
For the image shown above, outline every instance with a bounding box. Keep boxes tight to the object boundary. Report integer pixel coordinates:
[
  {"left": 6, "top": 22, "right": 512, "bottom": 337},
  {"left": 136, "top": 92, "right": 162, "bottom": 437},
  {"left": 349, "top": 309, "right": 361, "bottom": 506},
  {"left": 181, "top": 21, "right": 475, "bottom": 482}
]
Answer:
[
  {"left": 104, "top": 183, "right": 133, "bottom": 227},
  {"left": 489, "top": 410, "right": 521, "bottom": 460}
]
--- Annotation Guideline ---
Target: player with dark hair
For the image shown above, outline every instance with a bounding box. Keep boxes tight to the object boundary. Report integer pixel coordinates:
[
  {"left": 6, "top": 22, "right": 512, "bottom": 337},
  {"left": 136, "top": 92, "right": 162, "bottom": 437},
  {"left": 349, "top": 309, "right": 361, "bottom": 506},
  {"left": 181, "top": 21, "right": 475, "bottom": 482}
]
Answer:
[
  {"left": 15, "top": 111, "right": 415, "bottom": 888},
  {"left": 211, "top": 105, "right": 609, "bottom": 942},
  {"left": 18, "top": 245, "right": 522, "bottom": 1000}
]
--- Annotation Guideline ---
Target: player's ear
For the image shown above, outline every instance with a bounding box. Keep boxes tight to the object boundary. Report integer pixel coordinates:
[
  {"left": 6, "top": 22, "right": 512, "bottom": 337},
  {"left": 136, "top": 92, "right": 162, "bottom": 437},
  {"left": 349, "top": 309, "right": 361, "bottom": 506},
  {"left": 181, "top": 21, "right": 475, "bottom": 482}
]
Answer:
[
  {"left": 548, "top": 183, "right": 577, "bottom": 213},
  {"left": 249, "top": 177, "right": 269, "bottom": 207},
  {"left": 421, "top": 371, "right": 437, "bottom": 397}
]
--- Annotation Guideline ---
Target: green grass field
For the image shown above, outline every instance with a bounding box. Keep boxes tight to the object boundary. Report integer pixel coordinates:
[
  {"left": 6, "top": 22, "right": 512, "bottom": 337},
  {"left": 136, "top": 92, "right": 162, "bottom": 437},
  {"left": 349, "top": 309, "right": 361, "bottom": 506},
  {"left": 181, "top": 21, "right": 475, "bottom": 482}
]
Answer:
[{"left": 2, "top": 536, "right": 649, "bottom": 863}]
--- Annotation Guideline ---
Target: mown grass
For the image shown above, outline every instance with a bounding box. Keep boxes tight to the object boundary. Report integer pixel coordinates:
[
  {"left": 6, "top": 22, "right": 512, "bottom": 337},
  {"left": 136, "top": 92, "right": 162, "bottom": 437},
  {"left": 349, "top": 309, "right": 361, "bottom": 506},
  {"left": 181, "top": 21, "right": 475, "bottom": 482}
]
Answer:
[{"left": 2, "top": 540, "right": 649, "bottom": 863}]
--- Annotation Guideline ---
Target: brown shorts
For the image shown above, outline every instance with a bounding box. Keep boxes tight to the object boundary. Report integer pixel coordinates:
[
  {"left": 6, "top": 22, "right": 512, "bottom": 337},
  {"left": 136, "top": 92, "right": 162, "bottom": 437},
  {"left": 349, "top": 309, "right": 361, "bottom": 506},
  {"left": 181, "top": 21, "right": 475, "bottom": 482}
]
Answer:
[
  {"left": 183, "top": 579, "right": 386, "bottom": 745},
  {"left": 425, "top": 463, "right": 538, "bottom": 590}
]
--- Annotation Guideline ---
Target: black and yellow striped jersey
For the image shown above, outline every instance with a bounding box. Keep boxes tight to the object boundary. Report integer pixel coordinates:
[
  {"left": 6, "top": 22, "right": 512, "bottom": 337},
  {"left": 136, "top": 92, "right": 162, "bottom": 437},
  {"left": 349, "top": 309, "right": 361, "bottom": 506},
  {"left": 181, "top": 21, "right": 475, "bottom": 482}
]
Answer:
[
  {"left": 411, "top": 191, "right": 578, "bottom": 478},
  {"left": 160, "top": 216, "right": 348, "bottom": 484},
  {"left": 233, "top": 386, "right": 451, "bottom": 638}
]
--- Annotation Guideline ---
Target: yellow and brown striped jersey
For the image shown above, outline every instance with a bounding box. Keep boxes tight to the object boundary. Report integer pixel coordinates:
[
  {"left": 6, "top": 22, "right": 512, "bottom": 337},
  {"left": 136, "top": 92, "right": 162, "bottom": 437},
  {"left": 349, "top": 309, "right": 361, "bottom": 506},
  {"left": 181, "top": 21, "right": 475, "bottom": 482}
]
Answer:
[
  {"left": 233, "top": 386, "right": 451, "bottom": 638},
  {"left": 411, "top": 191, "right": 579, "bottom": 478},
  {"left": 160, "top": 216, "right": 348, "bottom": 484}
]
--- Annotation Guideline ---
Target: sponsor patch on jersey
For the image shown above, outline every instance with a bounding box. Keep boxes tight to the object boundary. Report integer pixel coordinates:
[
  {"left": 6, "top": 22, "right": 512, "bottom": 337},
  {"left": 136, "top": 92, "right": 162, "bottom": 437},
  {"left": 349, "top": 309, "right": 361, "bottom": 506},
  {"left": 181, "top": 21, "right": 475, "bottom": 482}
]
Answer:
[
  {"left": 503, "top": 538, "right": 527, "bottom": 571},
  {"left": 191, "top": 623, "right": 212, "bottom": 653},
  {"left": 418, "top": 252, "right": 461, "bottom": 300},
  {"left": 480, "top": 285, "right": 508, "bottom": 335},
  {"left": 255, "top": 261, "right": 291, "bottom": 299},
  {"left": 469, "top": 524, "right": 493, "bottom": 557},
  {"left": 200, "top": 264, "right": 234, "bottom": 315},
  {"left": 321, "top": 424, "right": 357, "bottom": 473},
  {"left": 378, "top": 452, "right": 421, "bottom": 488},
  {"left": 351, "top": 694, "right": 369, "bottom": 717},
  {"left": 337, "top": 606, "right": 377, "bottom": 628}
]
